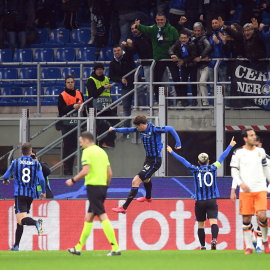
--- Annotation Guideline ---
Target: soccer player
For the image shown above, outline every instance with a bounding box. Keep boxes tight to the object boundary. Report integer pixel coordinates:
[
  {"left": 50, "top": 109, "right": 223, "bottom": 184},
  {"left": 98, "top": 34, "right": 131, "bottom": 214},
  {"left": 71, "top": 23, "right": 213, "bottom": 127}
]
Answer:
[
  {"left": 230, "top": 128, "right": 270, "bottom": 254},
  {"left": 167, "top": 137, "right": 236, "bottom": 250},
  {"left": 66, "top": 131, "right": 120, "bottom": 256},
  {"left": 230, "top": 135, "right": 269, "bottom": 253},
  {"left": 109, "top": 115, "right": 181, "bottom": 214},
  {"left": 2, "top": 142, "right": 46, "bottom": 251}
]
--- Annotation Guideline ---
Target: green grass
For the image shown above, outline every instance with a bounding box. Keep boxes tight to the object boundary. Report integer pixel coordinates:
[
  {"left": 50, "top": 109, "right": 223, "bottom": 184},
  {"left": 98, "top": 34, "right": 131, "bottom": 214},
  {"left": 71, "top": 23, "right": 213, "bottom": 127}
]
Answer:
[{"left": 0, "top": 250, "right": 269, "bottom": 270}]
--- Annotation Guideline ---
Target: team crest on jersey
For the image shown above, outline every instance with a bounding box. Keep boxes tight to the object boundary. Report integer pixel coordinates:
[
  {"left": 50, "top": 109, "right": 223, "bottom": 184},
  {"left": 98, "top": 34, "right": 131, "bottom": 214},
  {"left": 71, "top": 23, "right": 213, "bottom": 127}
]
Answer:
[{"left": 142, "top": 132, "right": 151, "bottom": 138}]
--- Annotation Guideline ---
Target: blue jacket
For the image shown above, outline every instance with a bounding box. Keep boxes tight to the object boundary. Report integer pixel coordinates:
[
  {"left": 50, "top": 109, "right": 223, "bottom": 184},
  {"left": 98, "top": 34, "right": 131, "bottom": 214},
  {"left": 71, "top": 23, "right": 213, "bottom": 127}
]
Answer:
[
  {"left": 209, "top": 27, "right": 229, "bottom": 67},
  {"left": 259, "top": 27, "right": 270, "bottom": 58},
  {"left": 169, "top": 0, "right": 187, "bottom": 10}
]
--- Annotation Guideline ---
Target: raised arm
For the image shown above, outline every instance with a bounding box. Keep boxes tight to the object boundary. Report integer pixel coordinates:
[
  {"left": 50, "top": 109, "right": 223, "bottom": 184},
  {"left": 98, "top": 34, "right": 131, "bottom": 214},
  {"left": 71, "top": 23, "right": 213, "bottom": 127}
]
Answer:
[
  {"left": 109, "top": 126, "right": 137, "bottom": 134},
  {"left": 155, "top": 126, "right": 181, "bottom": 149}
]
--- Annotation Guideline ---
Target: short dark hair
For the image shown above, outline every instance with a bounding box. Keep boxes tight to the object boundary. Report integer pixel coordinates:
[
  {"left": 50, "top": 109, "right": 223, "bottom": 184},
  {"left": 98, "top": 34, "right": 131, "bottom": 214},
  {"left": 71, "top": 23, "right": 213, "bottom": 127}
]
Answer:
[
  {"left": 256, "top": 135, "right": 263, "bottom": 144},
  {"left": 80, "top": 131, "right": 94, "bottom": 142},
  {"left": 133, "top": 115, "right": 148, "bottom": 125},
  {"left": 113, "top": 44, "right": 121, "bottom": 49},
  {"left": 180, "top": 30, "right": 190, "bottom": 37},
  {"left": 22, "top": 142, "right": 32, "bottom": 156},
  {"left": 65, "top": 75, "right": 74, "bottom": 84},
  {"left": 241, "top": 128, "right": 254, "bottom": 139},
  {"left": 156, "top": 12, "right": 166, "bottom": 18}
]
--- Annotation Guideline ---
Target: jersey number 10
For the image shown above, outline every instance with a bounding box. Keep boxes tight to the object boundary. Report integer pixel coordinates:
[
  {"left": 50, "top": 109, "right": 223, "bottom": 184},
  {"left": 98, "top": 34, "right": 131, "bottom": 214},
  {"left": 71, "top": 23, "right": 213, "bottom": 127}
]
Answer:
[{"left": 198, "top": 172, "right": 213, "bottom": 187}]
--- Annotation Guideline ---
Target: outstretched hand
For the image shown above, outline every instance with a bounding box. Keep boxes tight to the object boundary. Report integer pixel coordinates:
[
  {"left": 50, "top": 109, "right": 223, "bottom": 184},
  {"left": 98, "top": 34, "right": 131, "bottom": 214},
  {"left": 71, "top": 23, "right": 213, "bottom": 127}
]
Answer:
[
  {"left": 167, "top": 145, "right": 173, "bottom": 153},
  {"left": 179, "top": 16, "right": 187, "bottom": 24},
  {"left": 230, "top": 136, "right": 236, "bottom": 147},
  {"left": 3, "top": 180, "right": 10, "bottom": 185},
  {"left": 109, "top": 127, "right": 114, "bottom": 132},
  {"left": 218, "top": 16, "right": 224, "bottom": 28},
  {"left": 135, "top": 19, "right": 140, "bottom": 28},
  {"left": 174, "top": 146, "right": 181, "bottom": 150}
]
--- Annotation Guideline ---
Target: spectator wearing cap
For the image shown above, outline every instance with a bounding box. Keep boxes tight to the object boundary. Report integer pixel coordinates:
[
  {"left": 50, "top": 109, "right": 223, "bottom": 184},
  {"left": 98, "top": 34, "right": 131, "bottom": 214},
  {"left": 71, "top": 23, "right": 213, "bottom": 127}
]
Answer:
[{"left": 86, "top": 63, "right": 118, "bottom": 148}]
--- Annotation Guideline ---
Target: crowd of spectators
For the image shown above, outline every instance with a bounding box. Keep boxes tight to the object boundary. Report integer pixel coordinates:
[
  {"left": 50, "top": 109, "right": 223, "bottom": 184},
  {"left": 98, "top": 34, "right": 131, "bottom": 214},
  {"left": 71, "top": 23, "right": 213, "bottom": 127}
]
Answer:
[{"left": 1, "top": 0, "right": 270, "bottom": 110}]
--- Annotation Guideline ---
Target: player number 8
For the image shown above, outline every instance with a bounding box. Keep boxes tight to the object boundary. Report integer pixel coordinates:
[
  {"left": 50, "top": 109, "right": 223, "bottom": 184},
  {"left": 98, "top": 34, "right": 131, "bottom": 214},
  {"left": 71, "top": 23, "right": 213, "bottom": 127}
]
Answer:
[
  {"left": 198, "top": 172, "right": 213, "bottom": 187},
  {"left": 22, "top": 168, "right": 31, "bottom": 183}
]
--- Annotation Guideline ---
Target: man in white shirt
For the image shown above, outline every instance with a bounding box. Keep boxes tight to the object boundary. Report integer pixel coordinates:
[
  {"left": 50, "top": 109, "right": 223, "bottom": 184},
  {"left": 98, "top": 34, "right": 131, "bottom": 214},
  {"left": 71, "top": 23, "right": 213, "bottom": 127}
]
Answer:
[{"left": 230, "top": 129, "right": 270, "bottom": 254}]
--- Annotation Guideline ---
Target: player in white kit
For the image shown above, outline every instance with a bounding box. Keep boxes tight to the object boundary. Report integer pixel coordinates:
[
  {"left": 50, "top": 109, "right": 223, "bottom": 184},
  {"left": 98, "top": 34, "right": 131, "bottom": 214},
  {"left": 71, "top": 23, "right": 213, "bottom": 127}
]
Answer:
[{"left": 230, "top": 129, "right": 270, "bottom": 254}]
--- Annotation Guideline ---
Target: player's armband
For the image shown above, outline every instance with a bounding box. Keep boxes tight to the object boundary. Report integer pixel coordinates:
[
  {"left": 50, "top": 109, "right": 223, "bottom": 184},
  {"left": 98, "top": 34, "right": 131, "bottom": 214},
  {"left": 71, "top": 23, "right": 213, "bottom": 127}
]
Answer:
[
  {"left": 262, "top": 158, "right": 267, "bottom": 166},
  {"left": 213, "top": 161, "right": 221, "bottom": 168}
]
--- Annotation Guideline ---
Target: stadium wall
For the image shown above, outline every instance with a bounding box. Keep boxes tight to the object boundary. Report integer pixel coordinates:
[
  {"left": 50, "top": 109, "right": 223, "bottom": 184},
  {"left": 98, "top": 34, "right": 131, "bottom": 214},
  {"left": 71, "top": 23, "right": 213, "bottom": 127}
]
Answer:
[{"left": 0, "top": 199, "right": 270, "bottom": 251}]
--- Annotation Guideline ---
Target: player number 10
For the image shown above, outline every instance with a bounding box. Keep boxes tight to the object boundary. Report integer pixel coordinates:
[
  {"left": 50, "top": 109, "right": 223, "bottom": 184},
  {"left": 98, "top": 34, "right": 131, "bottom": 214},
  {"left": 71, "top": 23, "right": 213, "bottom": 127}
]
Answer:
[{"left": 198, "top": 172, "right": 213, "bottom": 187}]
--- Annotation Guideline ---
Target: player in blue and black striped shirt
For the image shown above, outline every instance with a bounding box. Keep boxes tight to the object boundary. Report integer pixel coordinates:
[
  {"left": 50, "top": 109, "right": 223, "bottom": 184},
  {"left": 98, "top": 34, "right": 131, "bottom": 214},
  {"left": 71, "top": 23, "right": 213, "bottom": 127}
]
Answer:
[
  {"left": 167, "top": 137, "right": 236, "bottom": 250},
  {"left": 2, "top": 142, "right": 46, "bottom": 251},
  {"left": 109, "top": 115, "right": 181, "bottom": 214}
]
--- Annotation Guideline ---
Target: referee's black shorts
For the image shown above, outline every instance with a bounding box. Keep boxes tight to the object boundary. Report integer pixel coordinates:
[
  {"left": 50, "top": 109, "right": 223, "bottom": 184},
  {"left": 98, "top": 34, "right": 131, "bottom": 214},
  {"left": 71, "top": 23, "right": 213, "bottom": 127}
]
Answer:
[
  {"left": 138, "top": 156, "right": 162, "bottom": 181},
  {"left": 14, "top": 195, "right": 33, "bottom": 214},
  {"left": 87, "top": 185, "right": 107, "bottom": 215},
  {"left": 195, "top": 198, "right": 218, "bottom": 222}
]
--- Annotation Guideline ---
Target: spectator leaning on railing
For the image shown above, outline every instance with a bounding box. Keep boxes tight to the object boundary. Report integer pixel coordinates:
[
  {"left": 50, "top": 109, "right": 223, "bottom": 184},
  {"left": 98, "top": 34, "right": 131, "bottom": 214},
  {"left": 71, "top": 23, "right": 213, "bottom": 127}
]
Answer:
[
  {"left": 135, "top": 13, "right": 180, "bottom": 103},
  {"left": 178, "top": 17, "right": 212, "bottom": 106},
  {"left": 168, "top": 30, "right": 198, "bottom": 107}
]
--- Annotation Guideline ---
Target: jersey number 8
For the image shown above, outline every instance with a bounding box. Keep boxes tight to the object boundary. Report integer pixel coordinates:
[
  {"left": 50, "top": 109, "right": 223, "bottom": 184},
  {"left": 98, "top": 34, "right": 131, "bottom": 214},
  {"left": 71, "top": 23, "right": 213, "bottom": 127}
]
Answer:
[
  {"left": 198, "top": 172, "right": 213, "bottom": 187},
  {"left": 22, "top": 168, "right": 31, "bottom": 183}
]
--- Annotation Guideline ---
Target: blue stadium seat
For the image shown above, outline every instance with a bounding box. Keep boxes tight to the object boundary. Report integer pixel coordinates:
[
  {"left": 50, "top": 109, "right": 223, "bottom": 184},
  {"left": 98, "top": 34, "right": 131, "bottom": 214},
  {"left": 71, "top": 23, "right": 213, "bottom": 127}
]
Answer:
[
  {"left": 77, "top": 47, "right": 96, "bottom": 61},
  {"left": 83, "top": 67, "right": 93, "bottom": 79},
  {"left": 29, "top": 29, "right": 49, "bottom": 48},
  {"left": 13, "top": 49, "right": 33, "bottom": 62},
  {"left": 47, "top": 29, "right": 70, "bottom": 47},
  {"left": 18, "top": 87, "right": 37, "bottom": 106},
  {"left": 0, "top": 87, "right": 23, "bottom": 106},
  {"left": 67, "top": 29, "right": 90, "bottom": 47},
  {"left": 62, "top": 67, "right": 80, "bottom": 78},
  {"left": 55, "top": 48, "right": 76, "bottom": 62},
  {"left": 41, "top": 86, "right": 62, "bottom": 106},
  {"left": 41, "top": 67, "right": 61, "bottom": 86},
  {"left": 96, "top": 48, "right": 107, "bottom": 61},
  {"left": 17, "top": 67, "right": 38, "bottom": 87},
  {"left": 0, "top": 68, "right": 18, "bottom": 87},
  {"left": 105, "top": 47, "right": 113, "bottom": 61},
  {"left": 34, "top": 48, "right": 54, "bottom": 62},
  {"left": 0, "top": 49, "right": 12, "bottom": 62}
]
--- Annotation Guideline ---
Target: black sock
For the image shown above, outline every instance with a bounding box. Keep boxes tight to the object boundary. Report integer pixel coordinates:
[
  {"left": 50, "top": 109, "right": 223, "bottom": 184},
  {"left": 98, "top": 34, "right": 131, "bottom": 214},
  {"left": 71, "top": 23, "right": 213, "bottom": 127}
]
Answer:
[
  {"left": 14, "top": 223, "right": 23, "bottom": 247},
  {"left": 21, "top": 217, "right": 37, "bottom": 226},
  {"left": 123, "top": 187, "right": 138, "bottom": 210},
  {"left": 144, "top": 181, "right": 152, "bottom": 199},
  {"left": 198, "top": 228, "right": 205, "bottom": 246},
  {"left": 211, "top": 224, "right": 219, "bottom": 240}
]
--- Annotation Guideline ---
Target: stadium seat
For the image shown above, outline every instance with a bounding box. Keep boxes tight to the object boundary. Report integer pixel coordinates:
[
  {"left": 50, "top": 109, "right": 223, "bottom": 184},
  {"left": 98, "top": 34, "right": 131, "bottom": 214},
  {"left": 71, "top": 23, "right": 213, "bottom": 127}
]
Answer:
[
  {"left": 34, "top": 48, "right": 54, "bottom": 62},
  {"left": 13, "top": 49, "right": 33, "bottom": 62},
  {"left": 62, "top": 67, "right": 80, "bottom": 79},
  {"left": 41, "top": 67, "right": 61, "bottom": 86},
  {"left": 29, "top": 29, "right": 49, "bottom": 48},
  {"left": 17, "top": 67, "right": 38, "bottom": 87},
  {"left": 110, "top": 84, "right": 121, "bottom": 102},
  {"left": 0, "top": 49, "right": 12, "bottom": 62},
  {"left": 67, "top": 29, "right": 90, "bottom": 47},
  {"left": 18, "top": 86, "right": 37, "bottom": 106},
  {"left": 55, "top": 48, "right": 76, "bottom": 62},
  {"left": 83, "top": 67, "right": 93, "bottom": 79},
  {"left": 104, "top": 68, "right": 109, "bottom": 78},
  {"left": 47, "top": 29, "right": 70, "bottom": 47},
  {"left": 0, "top": 68, "right": 18, "bottom": 87},
  {"left": 0, "top": 87, "right": 23, "bottom": 106},
  {"left": 77, "top": 47, "right": 96, "bottom": 61},
  {"left": 41, "top": 86, "right": 62, "bottom": 106},
  {"left": 104, "top": 47, "right": 113, "bottom": 61}
]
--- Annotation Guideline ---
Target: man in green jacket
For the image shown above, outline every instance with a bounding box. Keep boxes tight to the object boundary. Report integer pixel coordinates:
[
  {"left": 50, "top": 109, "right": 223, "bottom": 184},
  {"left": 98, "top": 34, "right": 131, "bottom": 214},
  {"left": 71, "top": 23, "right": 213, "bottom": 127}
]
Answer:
[{"left": 135, "top": 13, "right": 180, "bottom": 103}]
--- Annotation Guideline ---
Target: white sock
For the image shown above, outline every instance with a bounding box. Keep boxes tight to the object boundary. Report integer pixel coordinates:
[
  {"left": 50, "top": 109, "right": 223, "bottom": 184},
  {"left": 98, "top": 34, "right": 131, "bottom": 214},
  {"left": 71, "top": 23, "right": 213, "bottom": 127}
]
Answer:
[{"left": 243, "top": 224, "right": 254, "bottom": 250}]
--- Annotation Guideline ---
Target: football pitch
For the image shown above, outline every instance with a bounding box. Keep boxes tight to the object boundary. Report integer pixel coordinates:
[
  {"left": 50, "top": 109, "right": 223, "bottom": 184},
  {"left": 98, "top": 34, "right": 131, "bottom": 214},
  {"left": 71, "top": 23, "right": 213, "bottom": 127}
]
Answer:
[{"left": 0, "top": 250, "right": 269, "bottom": 270}]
